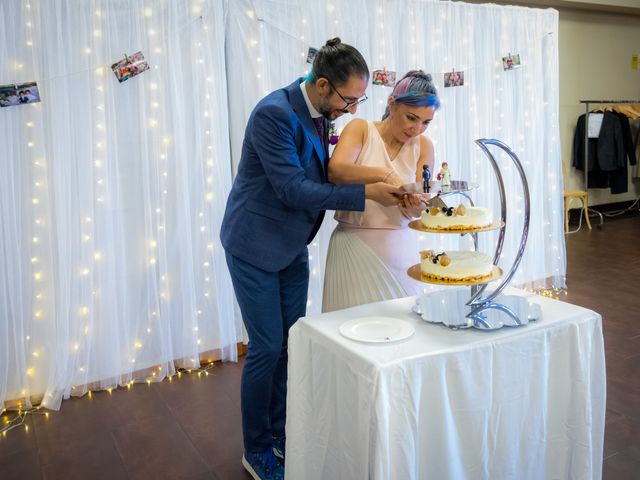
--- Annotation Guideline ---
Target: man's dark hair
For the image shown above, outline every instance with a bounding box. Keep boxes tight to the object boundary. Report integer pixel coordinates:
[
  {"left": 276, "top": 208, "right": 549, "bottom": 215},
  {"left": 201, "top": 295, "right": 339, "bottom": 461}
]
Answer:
[{"left": 309, "top": 38, "right": 369, "bottom": 87}]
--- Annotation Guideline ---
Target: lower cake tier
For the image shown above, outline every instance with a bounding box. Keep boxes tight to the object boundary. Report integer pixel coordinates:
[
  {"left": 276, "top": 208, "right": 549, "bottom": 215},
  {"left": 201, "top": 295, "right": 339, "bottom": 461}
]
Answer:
[{"left": 420, "top": 250, "right": 493, "bottom": 282}]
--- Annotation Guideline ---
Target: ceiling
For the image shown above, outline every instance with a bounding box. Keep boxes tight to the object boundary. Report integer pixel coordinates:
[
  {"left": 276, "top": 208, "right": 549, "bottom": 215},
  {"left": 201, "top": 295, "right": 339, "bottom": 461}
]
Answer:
[{"left": 452, "top": 0, "right": 640, "bottom": 15}]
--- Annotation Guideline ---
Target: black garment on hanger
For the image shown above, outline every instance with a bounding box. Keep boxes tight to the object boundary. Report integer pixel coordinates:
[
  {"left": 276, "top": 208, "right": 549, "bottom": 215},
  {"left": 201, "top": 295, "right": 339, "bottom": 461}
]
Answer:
[
  {"left": 611, "top": 111, "right": 637, "bottom": 166},
  {"left": 609, "top": 111, "right": 637, "bottom": 193},
  {"left": 572, "top": 111, "right": 629, "bottom": 193}
]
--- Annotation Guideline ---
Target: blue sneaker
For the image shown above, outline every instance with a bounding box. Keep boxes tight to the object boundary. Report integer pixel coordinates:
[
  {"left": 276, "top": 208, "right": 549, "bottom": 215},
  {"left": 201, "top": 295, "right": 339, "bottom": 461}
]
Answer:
[
  {"left": 242, "top": 449, "right": 285, "bottom": 480},
  {"left": 272, "top": 435, "right": 285, "bottom": 461}
]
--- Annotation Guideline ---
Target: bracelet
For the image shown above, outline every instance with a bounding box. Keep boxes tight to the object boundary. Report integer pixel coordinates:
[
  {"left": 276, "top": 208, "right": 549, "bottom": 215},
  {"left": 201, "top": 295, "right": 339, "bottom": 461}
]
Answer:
[{"left": 381, "top": 169, "right": 394, "bottom": 183}]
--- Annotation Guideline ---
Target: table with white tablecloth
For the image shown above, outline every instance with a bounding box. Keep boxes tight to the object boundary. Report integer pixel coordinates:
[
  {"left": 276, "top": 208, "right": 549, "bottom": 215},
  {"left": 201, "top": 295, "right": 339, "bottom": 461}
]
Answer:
[{"left": 284, "top": 288, "right": 605, "bottom": 480}]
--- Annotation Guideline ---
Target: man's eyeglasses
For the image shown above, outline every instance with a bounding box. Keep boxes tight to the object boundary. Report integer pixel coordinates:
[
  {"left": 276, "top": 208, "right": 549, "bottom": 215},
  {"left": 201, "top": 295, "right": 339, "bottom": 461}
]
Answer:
[{"left": 326, "top": 78, "right": 368, "bottom": 113}]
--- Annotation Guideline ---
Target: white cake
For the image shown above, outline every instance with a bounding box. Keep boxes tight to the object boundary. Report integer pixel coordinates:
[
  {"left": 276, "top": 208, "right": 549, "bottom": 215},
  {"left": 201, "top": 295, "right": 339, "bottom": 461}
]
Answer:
[
  {"left": 421, "top": 204, "right": 492, "bottom": 231},
  {"left": 420, "top": 250, "right": 493, "bottom": 282}
]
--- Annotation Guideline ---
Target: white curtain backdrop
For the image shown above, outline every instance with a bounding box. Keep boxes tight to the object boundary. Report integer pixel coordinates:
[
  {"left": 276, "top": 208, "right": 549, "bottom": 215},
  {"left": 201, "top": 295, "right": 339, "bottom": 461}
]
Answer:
[
  {"left": 0, "top": 0, "right": 241, "bottom": 411},
  {"left": 0, "top": 0, "right": 566, "bottom": 411},
  {"left": 226, "top": 0, "right": 566, "bottom": 308}
]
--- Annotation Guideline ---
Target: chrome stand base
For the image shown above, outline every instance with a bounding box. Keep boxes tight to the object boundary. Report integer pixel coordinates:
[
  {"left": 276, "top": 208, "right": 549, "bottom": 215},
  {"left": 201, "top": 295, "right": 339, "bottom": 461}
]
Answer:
[{"left": 412, "top": 289, "right": 542, "bottom": 331}]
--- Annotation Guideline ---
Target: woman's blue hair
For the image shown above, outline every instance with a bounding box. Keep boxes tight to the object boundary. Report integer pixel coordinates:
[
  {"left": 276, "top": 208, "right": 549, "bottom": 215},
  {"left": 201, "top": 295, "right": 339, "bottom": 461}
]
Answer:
[{"left": 382, "top": 70, "right": 440, "bottom": 120}]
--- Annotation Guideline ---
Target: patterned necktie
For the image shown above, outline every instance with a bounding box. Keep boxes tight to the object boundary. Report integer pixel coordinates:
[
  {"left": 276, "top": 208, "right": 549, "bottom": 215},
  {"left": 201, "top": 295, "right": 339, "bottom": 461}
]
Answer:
[{"left": 313, "top": 116, "right": 326, "bottom": 143}]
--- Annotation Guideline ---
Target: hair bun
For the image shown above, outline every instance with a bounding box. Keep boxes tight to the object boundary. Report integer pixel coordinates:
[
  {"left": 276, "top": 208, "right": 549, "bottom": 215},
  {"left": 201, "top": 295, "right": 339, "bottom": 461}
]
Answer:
[
  {"left": 325, "top": 37, "right": 341, "bottom": 47},
  {"left": 406, "top": 70, "right": 431, "bottom": 82}
]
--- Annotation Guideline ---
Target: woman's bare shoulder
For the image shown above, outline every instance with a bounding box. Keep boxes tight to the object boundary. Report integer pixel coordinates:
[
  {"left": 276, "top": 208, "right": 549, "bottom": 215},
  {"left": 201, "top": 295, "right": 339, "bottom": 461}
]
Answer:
[
  {"left": 340, "top": 118, "right": 369, "bottom": 142},
  {"left": 420, "top": 135, "right": 434, "bottom": 148}
]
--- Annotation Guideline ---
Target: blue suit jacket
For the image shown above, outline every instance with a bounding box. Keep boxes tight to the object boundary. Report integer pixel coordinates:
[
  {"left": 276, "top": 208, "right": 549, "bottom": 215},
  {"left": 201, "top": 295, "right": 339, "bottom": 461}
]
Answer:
[{"left": 221, "top": 79, "right": 365, "bottom": 272}]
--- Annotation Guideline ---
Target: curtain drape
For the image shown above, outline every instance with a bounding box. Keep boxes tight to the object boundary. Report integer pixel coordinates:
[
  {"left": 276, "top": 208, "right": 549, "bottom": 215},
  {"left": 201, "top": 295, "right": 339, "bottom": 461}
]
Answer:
[
  {"left": 0, "top": 0, "right": 241, "bottom": 411},
  {"left": 1, "top": 0, "right": 565, "bottom": 411},
  {"left": 226, "top": 0, "right": 565, "bottom": 307}
]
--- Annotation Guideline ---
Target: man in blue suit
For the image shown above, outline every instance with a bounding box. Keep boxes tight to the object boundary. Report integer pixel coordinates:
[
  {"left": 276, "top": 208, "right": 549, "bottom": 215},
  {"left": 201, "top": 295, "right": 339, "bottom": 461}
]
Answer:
[{"left": 221, "top": 38, "right": 400, "bottom": 480}]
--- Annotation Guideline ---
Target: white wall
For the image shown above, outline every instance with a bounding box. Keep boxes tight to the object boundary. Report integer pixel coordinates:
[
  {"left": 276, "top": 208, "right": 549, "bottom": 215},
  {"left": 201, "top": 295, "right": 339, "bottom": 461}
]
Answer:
[
  {"left": 462, "top": 0, "right": 640, "bottom": 206},
  {"left": 563, "top": 0, "right": 640, "bottom": 8},
  {"left": 524, "top": 0, "right": 640, "bottom": 13},
  {"left": 558, "top": 8, "right": 640, "bottom": 206}
]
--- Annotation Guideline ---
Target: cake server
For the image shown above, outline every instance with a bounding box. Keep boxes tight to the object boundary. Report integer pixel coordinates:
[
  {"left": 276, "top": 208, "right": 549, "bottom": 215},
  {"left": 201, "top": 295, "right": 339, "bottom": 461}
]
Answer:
[
  {"left": 401, "top": 182, "right": 449, "bottom": 210},
  {"left": 421, "top": 195, "right": 448, "bottom": 210}
]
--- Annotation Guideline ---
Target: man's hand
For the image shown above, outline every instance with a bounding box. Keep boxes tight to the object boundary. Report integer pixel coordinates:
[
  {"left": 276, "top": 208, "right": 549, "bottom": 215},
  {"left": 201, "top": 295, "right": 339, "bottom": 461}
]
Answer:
[{"left": 365, "top": 182, "right": 403, "bottom": 207}]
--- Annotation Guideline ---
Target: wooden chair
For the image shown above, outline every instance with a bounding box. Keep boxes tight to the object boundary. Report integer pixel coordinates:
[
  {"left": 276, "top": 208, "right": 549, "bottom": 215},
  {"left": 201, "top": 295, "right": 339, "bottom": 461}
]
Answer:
[{"left": 564, "top": 190, "right": 591, "bottom": 233}]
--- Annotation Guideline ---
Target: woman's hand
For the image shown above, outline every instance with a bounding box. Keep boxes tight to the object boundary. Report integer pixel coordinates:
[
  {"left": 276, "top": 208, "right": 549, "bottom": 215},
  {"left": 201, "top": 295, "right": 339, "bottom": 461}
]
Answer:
[
  {"left": 382, "top": 169, "right": 405, "bottom": 188},
  {"left": 398, "top": 193, "right": 424, "bottom": 219},
  {"left": 416, "top": 193, "right": 434, "bottom": 209},
  {"left": 400, "top": 193, "right": 423, "bottom": 209}
]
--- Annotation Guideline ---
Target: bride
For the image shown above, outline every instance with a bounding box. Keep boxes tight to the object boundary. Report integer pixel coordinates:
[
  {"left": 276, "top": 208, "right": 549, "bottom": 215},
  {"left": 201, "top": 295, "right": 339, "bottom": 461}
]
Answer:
[{"left": 323, "top": 70, "right": 440, "bottom": 312}]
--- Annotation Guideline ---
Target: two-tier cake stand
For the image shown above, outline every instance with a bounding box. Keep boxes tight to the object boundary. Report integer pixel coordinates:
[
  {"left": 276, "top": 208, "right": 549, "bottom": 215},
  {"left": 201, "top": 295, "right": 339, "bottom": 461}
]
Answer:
[{"left": 407, "top": 139, "right": 541, "bottom": 330}]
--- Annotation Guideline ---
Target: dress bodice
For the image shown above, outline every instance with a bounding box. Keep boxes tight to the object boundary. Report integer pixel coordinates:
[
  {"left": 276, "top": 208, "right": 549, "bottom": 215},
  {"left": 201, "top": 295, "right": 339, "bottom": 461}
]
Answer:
[{"left": 334, "top": 121, "right": 421, "bottom": 229}]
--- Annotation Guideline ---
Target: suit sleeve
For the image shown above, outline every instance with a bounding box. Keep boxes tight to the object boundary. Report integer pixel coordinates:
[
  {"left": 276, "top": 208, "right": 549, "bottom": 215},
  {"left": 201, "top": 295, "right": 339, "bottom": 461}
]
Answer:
[
  {"left": 613, "top": 116, "right": 625, "bottom": 169},
  {"left": 618, "top": 112, "right": 637, "bottom": 166},
  {"left": 251, "top": 104, "right": 365, "bottom": 212},
  {"left": 572, "top": 115, "right": 584, "bottom": 170}
]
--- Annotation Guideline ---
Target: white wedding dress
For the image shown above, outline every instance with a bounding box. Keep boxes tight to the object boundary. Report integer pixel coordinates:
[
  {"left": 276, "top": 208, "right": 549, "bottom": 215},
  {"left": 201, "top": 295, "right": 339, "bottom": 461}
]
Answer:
[{"left": 323, "top": 121, "right": 428, "bottom": 313}]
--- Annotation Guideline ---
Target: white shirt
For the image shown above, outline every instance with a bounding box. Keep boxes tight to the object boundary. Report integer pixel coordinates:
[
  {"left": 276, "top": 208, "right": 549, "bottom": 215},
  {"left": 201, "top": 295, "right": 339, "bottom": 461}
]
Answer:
[
  {"left": 587, "top": 113, "right": 604, "bottom": 139},
  {"left": 299, "top": 81, "right": 323, "bottom": 119}
]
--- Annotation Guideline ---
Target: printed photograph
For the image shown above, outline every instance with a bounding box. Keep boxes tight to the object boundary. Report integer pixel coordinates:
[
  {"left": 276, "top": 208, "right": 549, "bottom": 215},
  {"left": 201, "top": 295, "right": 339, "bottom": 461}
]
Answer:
[
  {"left": 372, "top": 69, "right": 396, "bottom": 87},
  {"left": 111, "top": 51, "right": 150, "bottom": 83},
  {"left": 306, "top": 47, "right": 318, "bottom": 64},
  {"left": 0, "top": 82, "right": 41, "bottom": 107},
  {"left": 502, "top": 54, "right": 521, "bottom": 70},
  {"left": 443, "top": 70, "right": 464, "bottom": 88}
]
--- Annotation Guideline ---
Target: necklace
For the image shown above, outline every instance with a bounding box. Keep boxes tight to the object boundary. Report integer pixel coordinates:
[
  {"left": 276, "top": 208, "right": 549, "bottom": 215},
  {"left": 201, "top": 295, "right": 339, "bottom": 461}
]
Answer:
[{"left": 375, "top": 121, "right": 404, "bottom": 161}]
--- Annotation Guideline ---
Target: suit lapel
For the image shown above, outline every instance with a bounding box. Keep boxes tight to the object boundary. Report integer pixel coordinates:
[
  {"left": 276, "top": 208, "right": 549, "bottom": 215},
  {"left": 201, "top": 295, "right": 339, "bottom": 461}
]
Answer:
[{"left": 286, "top": 79, "right": 327, "bottom": 174}]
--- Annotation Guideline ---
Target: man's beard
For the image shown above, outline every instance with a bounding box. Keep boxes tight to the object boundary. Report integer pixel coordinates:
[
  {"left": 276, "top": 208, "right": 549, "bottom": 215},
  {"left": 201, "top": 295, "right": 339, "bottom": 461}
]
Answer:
[{"left": 317, "top": 98, "right": 335, "bottom": 119}]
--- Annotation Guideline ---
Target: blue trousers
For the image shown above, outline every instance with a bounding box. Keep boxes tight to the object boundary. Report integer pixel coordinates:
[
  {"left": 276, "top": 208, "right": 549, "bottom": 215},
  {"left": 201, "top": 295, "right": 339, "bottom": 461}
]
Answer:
[{"left": 225, "top": 249, "right": 309, "bottom": 453}]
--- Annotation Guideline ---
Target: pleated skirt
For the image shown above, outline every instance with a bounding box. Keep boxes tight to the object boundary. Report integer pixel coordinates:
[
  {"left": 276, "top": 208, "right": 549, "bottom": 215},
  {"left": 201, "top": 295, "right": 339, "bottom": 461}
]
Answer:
[{"left": 322, "top": 224, "right": 427, "bottom": 313}]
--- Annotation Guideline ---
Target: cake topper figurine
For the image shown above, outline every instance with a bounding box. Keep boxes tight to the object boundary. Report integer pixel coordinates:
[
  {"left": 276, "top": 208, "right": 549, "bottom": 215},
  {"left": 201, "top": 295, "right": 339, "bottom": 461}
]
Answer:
[
  {"left": 437, "top": 162, "right": 451, "bottom": 187},
  {"left": 422, "top": 164, "right": 431, "bottom": 193}
]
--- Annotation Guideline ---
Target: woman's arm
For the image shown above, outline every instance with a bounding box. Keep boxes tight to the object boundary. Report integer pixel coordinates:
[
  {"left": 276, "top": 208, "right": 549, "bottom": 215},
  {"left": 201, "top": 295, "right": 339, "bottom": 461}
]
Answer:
[{"left": 327, "top": 119, "right": 400, "bottom": 185}]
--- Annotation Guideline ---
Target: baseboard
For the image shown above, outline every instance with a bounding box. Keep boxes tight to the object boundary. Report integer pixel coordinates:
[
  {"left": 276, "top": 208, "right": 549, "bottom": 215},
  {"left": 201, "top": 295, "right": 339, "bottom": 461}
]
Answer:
[{"left": 589, "top": 199, "right": 640, "bottom": 213}]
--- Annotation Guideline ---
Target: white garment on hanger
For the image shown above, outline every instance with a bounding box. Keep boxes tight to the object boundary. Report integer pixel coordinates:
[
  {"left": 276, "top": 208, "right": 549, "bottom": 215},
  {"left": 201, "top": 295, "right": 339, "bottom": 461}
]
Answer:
[{"left": 588, "top": 113, "right": 604, "bottom": 138}]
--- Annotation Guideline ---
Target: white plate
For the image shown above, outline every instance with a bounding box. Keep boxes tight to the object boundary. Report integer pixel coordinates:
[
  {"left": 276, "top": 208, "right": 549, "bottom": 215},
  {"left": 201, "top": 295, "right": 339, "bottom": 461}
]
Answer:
[{"left": 339, "top": 317, "right": 415, "bottom": 344}]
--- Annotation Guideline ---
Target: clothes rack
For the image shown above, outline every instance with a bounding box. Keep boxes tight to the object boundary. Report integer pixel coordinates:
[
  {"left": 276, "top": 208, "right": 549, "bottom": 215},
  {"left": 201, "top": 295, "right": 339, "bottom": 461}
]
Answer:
[{"left": 578, "top": 99, "right": 640, "bottom": 227}]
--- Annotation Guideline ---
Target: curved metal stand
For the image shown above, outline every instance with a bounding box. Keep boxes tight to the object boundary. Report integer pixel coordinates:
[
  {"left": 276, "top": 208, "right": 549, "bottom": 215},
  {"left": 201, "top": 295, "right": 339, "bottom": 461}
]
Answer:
[
  {"left": 465, "top": 139, "right": 531, "bottom": 328},
  {"left": 467, "top": 302, "right": 521, "bottom": 328},
  {"left": 409, "top": 139, "right": 537, "bottom": 331}
]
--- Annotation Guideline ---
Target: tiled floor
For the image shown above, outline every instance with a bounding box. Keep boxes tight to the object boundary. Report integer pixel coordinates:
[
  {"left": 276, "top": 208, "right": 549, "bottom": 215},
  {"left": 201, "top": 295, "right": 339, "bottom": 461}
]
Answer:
[{"left": 1, "top": 213, "right": 639, "bottom": 479}]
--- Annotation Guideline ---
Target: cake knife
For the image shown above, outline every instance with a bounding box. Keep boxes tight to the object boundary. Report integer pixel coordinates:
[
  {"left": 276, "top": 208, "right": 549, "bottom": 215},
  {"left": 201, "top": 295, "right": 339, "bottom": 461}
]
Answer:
[{"left": 401, "top": 182, "right": 449, "bottom": 210}]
